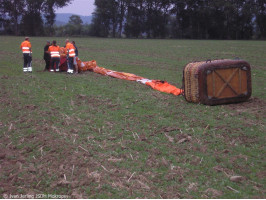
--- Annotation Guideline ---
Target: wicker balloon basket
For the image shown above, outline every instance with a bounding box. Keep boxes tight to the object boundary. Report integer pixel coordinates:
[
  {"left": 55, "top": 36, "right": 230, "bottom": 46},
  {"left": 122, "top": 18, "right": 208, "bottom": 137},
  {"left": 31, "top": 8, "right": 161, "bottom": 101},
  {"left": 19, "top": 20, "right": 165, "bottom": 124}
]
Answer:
[{"left": 183, "top": 59, "right": 252, "bottom": 105}]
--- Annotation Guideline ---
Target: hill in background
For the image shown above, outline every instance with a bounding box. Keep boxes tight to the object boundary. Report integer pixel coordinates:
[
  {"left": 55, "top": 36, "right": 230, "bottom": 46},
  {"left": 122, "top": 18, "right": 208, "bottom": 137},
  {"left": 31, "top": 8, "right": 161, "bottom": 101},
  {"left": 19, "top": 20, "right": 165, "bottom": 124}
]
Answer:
[{"left": 55, "top": 13, "right": 92, "bottom": 26}]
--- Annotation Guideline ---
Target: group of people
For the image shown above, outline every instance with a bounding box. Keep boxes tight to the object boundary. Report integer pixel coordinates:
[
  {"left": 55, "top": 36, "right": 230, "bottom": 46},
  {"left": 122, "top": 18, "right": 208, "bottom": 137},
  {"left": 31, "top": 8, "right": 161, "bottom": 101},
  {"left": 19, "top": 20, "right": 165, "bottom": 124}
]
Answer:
[{"left": 20, "top": 37, "right": 79, "bottom": 74}]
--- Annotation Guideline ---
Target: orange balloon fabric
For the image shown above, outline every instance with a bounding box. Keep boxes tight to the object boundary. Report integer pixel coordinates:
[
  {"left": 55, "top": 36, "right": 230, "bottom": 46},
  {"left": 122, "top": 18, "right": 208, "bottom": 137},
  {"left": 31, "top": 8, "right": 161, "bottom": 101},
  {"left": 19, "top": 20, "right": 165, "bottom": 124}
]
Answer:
[
  {"left": 146, "top": 80, "right": 183, "bottom": 96},
  {"left": 74, "top": 56, "right": 183, "bottom": 96}
]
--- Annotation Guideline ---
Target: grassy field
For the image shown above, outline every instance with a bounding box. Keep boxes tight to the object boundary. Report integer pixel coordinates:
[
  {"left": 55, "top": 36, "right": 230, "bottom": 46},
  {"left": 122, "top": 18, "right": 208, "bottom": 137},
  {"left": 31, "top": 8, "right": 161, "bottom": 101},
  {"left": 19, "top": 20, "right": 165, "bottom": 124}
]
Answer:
[{"left": 0, "top": 36, "right": 265, "bottom": 198}]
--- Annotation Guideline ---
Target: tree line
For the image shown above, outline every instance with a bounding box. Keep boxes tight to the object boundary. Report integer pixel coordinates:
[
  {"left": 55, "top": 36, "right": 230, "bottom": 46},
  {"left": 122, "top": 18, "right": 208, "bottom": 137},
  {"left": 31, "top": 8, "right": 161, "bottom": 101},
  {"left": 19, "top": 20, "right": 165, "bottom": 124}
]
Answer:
[
  {"left": 90, "top": 0, "right": 266, "bottom": 39},
  {"left": 1, "top": 0, "right": 265, "bottom": 39},
  {"left": 0, "top": 0, "right": 72, "bottom": 36}
]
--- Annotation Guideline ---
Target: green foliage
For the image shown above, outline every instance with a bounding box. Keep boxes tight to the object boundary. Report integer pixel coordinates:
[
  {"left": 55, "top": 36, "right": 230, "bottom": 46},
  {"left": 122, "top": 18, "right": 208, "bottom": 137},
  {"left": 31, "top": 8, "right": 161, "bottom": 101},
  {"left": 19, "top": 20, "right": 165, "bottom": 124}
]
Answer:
[
  {"left": 68, "top": 15, "right": 83, "bottom": 25},
  {"left": 91, "top": 0, "right": 266, "bottom": 39},
  {"left": 0, "top": 0, "right": 72, "bottom": 36},
  {"left": 54, "top": 22, "right": 92, "bottom": 37}
]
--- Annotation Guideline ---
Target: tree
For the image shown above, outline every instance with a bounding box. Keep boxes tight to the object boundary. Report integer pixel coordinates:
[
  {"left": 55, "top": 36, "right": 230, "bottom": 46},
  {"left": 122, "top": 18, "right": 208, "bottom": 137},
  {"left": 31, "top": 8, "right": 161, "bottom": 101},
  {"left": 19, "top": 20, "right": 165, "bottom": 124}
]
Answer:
[
  {"left": 43, "top": 1, "right": 56, "bottom": 36},
  {"left": 117, "top": 0, "right": 127, "bottom": 37},
  {"left": 170, "top": 0, "right": 188, "bottom": 38},
  {"left": 238, "top": 0, "right": 255, "bottom": 39},
  {"left": 69, "top": 15, "right": 83, "bottom": 25},
  {"left": 90, "top": 0, "right": 116, "bottom": 37},
  {"left": 89, "top": 0, "right": 264, "bottom": 39},
  {"left": 68, "top": 15, "right": 83, "bottom": 35},
  {"left": 143, "top": 0, "right": 171, "bottom": 38},
  {"left": 124, "top": 0, "right": 145, "bottom": 38},
  {"left": 20, "top": 0, "right": 44, "bottom": 36},
  {"left": 0, "top": 0, "right": 72, "bottom": 35},
  {"left": 43, "top": 0, "right": 73, "bottom": 36},
  {"left": 254, "top": 0, "right": 266, "bottom": 39},
  {"left": 0, "top": 0, "right": 25, "bottom": 35}
]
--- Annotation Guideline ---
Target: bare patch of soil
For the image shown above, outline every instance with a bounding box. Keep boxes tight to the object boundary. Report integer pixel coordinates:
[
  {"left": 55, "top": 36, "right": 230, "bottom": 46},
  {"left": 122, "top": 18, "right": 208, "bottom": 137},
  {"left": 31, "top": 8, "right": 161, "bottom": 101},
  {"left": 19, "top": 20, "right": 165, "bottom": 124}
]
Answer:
[{"left": 224, "top": 97, "right": 266, "bottom": 117}]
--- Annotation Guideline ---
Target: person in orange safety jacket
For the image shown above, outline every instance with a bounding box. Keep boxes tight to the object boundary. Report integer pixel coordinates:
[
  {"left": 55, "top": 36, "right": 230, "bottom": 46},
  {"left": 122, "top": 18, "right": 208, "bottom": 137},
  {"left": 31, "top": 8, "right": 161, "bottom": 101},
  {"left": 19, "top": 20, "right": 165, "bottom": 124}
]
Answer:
[
  {"left": 48, "top": 40, "right": 61, "bottom": 72},
  {"left": 20, "top": 37, "right": 32, "bottom": 72},
  {"left": 65, "top": 39, "right": 76, "bottom": 74}
]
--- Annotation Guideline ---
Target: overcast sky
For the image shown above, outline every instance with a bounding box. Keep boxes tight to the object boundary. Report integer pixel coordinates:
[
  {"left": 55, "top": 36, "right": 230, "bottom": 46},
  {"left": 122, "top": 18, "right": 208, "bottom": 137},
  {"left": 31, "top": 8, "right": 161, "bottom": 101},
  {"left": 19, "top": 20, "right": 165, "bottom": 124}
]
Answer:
[{"left": 55, "top": 0, "right": 95, "bottom": 16}]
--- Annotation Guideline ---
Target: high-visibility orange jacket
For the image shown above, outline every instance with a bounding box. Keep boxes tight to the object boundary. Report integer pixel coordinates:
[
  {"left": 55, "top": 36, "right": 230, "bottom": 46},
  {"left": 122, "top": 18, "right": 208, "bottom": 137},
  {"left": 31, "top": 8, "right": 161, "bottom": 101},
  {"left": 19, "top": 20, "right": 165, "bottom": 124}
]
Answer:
[
  {"left": 48, "top": 45, "right": 60, "bottom": 58},
  {"left": 20, "top": 40, "right": 32, "bottom": 54},
  {"left": 65, "top": 42, "right": 76, "bottom": 57}
]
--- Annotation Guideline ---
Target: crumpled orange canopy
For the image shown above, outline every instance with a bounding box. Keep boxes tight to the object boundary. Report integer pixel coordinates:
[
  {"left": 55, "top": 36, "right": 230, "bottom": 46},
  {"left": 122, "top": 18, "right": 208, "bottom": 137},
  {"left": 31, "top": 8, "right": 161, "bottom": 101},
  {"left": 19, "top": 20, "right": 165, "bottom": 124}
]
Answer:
[
  {"left": 60, "top": 47, "right": 67, "bottom": 57},
  {"left": 146, "top": 80, "right": 183, "bottom": 96},
  {"left": 74, "top": 56, "right": 183, "bottom": 96}
]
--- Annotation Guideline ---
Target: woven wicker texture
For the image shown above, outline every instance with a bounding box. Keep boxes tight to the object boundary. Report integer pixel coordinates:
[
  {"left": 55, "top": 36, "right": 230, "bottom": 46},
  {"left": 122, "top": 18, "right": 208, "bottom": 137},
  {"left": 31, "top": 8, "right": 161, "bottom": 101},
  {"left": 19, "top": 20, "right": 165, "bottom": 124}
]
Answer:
[{"left": 184, "top": 61, "right": 205, "bottom": 102}]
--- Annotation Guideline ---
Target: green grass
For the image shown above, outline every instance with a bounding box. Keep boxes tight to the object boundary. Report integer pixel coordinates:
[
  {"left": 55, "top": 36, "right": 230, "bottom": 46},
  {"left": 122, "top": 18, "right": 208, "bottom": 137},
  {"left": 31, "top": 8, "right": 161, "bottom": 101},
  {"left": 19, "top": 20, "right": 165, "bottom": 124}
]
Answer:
[{"left": 0, "top": 36, "right": 265, "bottom": 198}]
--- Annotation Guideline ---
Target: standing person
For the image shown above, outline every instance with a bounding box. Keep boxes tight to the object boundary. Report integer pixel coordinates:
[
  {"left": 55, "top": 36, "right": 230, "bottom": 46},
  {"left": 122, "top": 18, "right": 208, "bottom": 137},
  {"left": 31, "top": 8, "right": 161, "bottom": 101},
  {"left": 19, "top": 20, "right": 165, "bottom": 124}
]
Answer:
[
  {"left": 20, "top": 37, "right": 32, "bottom": 73},
  {"left": 43, "top": 41, "right": 51, "bottom": 71},
  {"left": 65, "top": 39, "right": 76, "bottom": 74},
  {"left": 48, "top": 40, "right": 60, "bottom": 72},
  {"left": 72, "top": 41, "right": 79, "bottom": 73}
]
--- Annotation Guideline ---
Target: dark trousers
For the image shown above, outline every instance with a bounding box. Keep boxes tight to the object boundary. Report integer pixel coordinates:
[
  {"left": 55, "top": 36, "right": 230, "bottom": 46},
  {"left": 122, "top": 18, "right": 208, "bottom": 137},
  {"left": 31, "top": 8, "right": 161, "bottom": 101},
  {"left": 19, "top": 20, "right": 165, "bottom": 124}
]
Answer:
[
  {"left": 44, "top": 58, "right": 50, "bottom": 70},
  {"left": 23, "top": 53, "right": 31, "bottom": 69},
  {"left": 67, "top": 57, "right": 74, "bottom": 70},
  {"left": 51, "top": 57, "right": 60, "bottom": 70}
]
